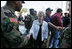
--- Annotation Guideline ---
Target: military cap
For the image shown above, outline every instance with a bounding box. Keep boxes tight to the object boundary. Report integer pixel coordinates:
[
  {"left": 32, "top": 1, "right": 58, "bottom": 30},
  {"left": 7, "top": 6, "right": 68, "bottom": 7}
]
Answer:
[{"left": 22, "top": 1, "right": 25, "bottom": 3}]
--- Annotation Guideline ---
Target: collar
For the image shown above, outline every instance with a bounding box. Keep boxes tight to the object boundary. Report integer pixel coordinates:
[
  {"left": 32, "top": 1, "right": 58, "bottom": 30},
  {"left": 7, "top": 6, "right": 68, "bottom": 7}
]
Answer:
[
  {"left": 30, "top": 14, "right": 34, "bottom": 17},
  {"left": 55, "top": 13, "right": 61, "bottom": 17},
  {"left": 46, "top": 14, "right": 50, "bottom": 18},
  {"left": 6, "top": 4, "right": 15, "bottom": 14},
  {"left": 36, "top": 19, "right": 44, "bottom": 26}
]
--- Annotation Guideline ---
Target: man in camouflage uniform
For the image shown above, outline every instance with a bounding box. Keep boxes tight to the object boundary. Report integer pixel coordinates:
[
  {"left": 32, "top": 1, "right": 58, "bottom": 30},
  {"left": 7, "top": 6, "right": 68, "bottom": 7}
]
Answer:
[
  {"left": 29, "top": 8, "right": 38, "bottom": 22},
  {"left": 60, "top": 27, "right": 71, "bottom": 48},
  {"left": 60, "top": 1, "right": 71, "bottom": 48},
  {"left": 1, "top": 1, "right": 29, "bottom": 48}
]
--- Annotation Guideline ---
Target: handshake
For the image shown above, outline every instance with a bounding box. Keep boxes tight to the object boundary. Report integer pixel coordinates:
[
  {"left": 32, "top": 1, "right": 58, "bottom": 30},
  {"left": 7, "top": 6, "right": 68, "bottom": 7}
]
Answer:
[{"left": 24, "top": 34, "right": 31, "bottom": 40}]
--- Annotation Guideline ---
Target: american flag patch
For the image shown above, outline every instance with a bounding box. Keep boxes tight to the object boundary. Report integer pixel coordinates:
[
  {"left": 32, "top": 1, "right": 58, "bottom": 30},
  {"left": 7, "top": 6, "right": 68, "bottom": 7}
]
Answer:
[{"left": 9, "top": 18, "right": 18, "bottom": 23}]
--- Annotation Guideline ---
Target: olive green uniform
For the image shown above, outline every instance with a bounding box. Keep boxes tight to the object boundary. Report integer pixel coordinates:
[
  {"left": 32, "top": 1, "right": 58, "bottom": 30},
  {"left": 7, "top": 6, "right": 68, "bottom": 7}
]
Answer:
[{"left": 1, "top": 5, "right": 28, "bottom": 48}]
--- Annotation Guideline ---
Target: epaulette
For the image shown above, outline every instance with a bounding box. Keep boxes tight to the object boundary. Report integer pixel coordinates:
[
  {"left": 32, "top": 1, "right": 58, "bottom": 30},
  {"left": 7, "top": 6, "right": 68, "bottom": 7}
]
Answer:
[{"left": 4, "top": 12, "right": 13, "bottom": 17}]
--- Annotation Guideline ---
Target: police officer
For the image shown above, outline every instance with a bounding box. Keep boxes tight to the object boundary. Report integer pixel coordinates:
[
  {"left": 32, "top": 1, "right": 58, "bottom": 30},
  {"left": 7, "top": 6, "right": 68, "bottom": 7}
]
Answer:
[{"left": 1, "top": 1, "right": 29, "bottom": 48}]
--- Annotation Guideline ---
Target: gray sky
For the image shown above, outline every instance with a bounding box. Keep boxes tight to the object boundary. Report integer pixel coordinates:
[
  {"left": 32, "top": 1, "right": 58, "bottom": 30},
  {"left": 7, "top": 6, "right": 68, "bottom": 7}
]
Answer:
[{"left": 1, "top": 1, "right": 68, "bottom": 16}]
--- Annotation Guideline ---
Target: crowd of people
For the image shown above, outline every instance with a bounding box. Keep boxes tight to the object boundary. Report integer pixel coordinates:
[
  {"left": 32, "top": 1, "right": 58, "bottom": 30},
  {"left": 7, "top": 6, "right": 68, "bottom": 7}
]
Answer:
[{"left": 1, "top": 1, "right": 71, "bottom": 48}]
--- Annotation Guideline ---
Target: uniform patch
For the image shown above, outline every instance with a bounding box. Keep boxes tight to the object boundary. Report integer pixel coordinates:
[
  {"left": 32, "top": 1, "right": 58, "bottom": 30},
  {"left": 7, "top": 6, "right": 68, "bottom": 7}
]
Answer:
[{"left": 9, "top": 18, "right": 18, "bottom": 23}]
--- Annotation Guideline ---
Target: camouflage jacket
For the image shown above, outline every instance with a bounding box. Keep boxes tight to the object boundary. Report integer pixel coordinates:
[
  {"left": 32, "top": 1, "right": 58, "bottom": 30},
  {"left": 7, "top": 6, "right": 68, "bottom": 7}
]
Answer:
[{"left": 1, "top": 5, "right": 28, "bottom": 48}]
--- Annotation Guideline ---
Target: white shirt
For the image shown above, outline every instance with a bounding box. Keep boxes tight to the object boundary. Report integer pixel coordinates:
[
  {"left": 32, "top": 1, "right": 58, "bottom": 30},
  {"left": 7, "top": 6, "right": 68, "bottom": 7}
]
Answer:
[
  {"left": 29, "top": 20, "right": 48, "bottom": 41},
  {"left": 18, "top": 21, "right": 27, "bottom": 34},
  {"left": 19, "top": 25, "right": 27, "bottom": 34}
]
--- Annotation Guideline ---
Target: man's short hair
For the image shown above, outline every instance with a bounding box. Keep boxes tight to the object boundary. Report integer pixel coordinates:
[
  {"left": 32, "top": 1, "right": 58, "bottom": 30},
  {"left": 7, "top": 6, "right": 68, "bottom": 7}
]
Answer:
[
  {"left": 29, "top": 8, "right": 34, "bottom": 14},
  {"left": 29, "top": 8, "right": 34, "bottom": 12},
  {"left": 56, "top": 8, "right": 62, "bottom": 13}
]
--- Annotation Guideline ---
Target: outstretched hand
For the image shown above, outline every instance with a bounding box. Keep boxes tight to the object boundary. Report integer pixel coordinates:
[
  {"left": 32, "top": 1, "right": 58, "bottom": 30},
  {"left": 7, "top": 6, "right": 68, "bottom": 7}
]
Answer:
[
  {"left": 24, "top": 34, "right": 30, "bottom": 40},
  {"left": 56, "top": 26, "right": 64, "bottom": 31}
]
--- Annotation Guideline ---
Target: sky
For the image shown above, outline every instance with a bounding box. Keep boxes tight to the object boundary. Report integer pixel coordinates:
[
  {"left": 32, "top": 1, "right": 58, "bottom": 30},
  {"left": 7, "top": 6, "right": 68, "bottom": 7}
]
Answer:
[{"left": 1, "top": 1, "right": 68, "bottom": 16}]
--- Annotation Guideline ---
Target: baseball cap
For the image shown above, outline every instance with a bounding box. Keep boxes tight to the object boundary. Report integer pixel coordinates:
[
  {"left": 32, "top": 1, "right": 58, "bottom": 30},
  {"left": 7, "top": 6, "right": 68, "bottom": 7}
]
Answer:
[{"left": 46, "top": 8, "right": 53, "bottom": 12}]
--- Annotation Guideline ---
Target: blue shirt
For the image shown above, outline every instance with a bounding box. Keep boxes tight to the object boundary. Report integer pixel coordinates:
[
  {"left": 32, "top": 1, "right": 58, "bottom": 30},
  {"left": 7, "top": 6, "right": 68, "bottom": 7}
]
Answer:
[
  {"left": 44, "top": 14, "right": 51, "bottom": 22},
  {"left": 44, "top": 14, "right": 53, "bottom": 31}
]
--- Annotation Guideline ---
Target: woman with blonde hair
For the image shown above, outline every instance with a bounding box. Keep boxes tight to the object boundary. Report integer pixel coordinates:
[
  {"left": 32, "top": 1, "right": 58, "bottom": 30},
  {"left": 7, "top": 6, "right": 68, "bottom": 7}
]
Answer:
[{"left": 27, "top": 11, "right": 48, "bottom": 48}]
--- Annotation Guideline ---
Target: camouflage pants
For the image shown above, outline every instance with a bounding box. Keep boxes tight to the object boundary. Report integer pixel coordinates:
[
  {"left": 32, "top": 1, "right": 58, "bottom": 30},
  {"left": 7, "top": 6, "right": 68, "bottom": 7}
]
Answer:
[
  {"left": 1, "top": 37, "right": 29, "bottom": 48},
  {"left": 60, "top": 27, "right": 71, "bottom": 48}
]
